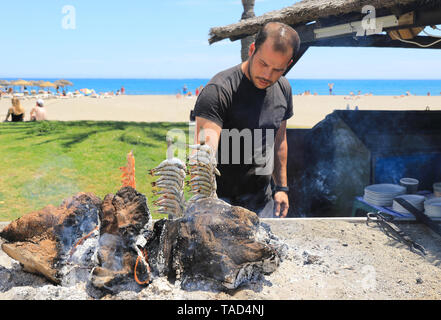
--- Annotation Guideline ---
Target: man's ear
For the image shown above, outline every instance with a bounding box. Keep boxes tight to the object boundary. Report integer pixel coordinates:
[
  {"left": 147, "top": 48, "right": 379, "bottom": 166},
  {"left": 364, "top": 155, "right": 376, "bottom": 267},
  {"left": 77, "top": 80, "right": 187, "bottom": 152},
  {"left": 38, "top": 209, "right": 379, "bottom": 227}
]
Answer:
[{"left": 248, "top": 42, "right": 255, "bottom": 57}]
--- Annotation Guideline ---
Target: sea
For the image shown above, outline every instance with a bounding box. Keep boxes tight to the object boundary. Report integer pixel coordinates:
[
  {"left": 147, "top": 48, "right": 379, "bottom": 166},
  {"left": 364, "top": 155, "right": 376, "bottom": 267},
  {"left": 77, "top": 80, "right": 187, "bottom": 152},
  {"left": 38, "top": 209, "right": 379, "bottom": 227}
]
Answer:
[{"left": 4, "top": 78, "right": 441, "bottom": 96}]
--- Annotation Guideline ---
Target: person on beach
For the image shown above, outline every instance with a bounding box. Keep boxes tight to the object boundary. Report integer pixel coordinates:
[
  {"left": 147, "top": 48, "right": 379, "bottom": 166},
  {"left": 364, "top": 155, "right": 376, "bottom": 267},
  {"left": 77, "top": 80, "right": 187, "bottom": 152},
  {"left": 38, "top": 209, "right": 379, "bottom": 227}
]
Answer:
[
  {"left": 193, "top": 22, "right": 300, "bottom": 218},
  {"left": 30, "top": 99, "right": 47, "bottom": 121},
  {"left": 328, "top": 83, "right": 334, "bottom": 95},
  {"left": 121, "top": 86, "right": 125, "bottom": 95},
  {"left": 4, "top": 97, "right": 25, "bottom": 122}
]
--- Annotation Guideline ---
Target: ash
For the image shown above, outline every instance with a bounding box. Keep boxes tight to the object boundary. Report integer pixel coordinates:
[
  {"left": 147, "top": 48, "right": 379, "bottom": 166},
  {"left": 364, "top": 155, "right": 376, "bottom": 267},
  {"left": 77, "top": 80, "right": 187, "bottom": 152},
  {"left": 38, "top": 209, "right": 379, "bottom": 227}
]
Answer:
[{"left": 0, "top": 192, "right": 291, "bottom": 300}]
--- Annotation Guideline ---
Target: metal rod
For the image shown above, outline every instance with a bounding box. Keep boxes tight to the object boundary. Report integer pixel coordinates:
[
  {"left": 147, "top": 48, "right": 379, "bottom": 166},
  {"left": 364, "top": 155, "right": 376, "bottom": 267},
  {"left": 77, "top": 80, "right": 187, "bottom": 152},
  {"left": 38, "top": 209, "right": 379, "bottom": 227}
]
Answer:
[{"left": 394, "top": 197, "right": 441, "bottom": 237}]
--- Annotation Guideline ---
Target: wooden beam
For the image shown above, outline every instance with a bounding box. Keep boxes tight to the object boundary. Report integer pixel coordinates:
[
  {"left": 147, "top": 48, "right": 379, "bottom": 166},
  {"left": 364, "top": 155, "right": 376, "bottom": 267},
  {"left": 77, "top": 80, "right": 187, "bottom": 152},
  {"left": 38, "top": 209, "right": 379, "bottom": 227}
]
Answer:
[
  {"left": 398, "top": 11, "right": 414, "bottom": 25},
  {"left": 389, "top": 27, "right": 424, "bottom": 40},
  {"left": 309, "top": 35, "right": 441, "bottom": 49}
]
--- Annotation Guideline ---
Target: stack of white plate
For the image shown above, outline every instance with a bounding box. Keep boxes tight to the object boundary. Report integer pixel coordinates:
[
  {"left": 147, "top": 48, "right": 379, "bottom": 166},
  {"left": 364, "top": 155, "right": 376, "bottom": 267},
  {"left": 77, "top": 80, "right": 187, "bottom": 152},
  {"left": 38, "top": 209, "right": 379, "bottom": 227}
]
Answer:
[
  {"left": 424, "top": 198, "right": 441, "bottom": 218},
  {"left": 392, "top": 194, "right": 425, "bottom": 214},
  {"left": 363, "top": 184, "right": 406, "bottom": 207}
]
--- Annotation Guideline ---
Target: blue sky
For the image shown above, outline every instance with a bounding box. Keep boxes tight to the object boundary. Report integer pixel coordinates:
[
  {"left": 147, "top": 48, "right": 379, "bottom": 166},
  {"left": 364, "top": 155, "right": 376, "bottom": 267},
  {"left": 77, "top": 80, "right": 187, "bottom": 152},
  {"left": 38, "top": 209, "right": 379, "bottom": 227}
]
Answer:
[{"left": 0, "top": 0, "right": 440, "bottom": 79}]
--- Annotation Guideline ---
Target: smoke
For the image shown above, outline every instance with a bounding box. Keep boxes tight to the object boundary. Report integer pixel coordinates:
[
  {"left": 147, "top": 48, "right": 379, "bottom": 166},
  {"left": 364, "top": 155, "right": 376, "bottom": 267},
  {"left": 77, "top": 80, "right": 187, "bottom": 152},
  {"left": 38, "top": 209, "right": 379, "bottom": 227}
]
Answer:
[{"left": 22, "top": 154, "right": 81, "bottom": 209}]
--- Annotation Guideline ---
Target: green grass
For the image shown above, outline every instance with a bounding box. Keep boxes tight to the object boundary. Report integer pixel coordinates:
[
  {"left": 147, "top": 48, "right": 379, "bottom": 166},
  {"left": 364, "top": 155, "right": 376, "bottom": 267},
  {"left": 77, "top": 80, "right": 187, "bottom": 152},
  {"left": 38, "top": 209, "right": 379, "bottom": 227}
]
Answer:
[{"left": 0, "top": 121, "right": 192, "bottom": 221}]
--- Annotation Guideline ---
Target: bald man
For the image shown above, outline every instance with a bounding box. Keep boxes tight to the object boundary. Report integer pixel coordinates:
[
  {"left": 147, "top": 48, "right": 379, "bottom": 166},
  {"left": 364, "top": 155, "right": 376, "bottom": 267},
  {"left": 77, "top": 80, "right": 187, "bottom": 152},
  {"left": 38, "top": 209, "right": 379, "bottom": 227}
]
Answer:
[{"left": 193, "top": 22, "right": 300, "bottom": 218}]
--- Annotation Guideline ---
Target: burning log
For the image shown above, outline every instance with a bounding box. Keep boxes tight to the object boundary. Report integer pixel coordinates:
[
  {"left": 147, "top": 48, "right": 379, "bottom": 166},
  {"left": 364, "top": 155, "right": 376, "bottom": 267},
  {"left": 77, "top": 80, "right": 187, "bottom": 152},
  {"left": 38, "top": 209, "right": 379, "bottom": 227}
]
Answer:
[
  {"left": 0, "top": 193, "right": 102, "bottom": 285},
  {"left": 91, "top": 187, "right": 151, "bottom": 293},
  {"left": 0, "top": 187, "right": 152, "bottom": 294},
  {"left": 145, "top": 197, "right": 287, "bottom": 290}
]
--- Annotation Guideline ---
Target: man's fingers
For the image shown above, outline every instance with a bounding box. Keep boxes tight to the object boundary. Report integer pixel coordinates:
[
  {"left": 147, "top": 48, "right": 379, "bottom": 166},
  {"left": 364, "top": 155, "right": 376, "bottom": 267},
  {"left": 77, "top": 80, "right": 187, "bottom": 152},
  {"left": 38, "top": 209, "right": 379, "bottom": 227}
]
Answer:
[
  {"left": 274, "top": 201, "right": 281, "bottom": 217},
  {"left": 281, "top": 203, "right": 289, "bottom": 218}
]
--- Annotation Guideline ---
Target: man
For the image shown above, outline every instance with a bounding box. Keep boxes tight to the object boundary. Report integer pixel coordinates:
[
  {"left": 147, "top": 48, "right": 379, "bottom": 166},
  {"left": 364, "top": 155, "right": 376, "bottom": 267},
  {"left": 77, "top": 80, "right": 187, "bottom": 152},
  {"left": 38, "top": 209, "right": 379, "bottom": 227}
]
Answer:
[
  {"left": 30, "top": 99, "right": 47, "bottom": 121},
  {"left": 193, "top": 22, "right": 300, "bottom": 218},
  {"left": 328, "top": 83, "right": 334, "bottom": 95}
]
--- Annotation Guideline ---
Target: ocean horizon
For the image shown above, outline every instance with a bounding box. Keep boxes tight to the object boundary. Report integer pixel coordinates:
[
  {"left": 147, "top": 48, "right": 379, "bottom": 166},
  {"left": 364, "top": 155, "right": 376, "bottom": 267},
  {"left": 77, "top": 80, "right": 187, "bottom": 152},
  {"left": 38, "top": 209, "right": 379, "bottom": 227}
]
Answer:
[{"left": 2, "top": 78, "right": 441, "bottom": 96}]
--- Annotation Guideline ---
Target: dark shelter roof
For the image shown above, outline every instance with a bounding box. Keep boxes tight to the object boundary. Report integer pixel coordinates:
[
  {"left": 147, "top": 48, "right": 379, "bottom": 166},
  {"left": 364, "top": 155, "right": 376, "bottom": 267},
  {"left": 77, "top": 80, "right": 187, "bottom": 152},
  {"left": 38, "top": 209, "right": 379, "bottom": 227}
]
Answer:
[
  {"left": 209, "top": 0, "right": 441, "bottom": 74},
  {"left": 209, "top": 0, "right": 440, "bottom": 43}
]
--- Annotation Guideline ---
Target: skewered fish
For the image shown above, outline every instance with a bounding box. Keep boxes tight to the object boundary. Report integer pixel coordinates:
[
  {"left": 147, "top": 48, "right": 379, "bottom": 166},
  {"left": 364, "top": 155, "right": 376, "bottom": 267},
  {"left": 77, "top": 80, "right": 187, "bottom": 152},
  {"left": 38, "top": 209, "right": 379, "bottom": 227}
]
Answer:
[
  {"left": 149, "top": 150, "right": 187, "bottom": 219},
  {"left": 187, "top": 139, "right": 220, "bottom": 202}
]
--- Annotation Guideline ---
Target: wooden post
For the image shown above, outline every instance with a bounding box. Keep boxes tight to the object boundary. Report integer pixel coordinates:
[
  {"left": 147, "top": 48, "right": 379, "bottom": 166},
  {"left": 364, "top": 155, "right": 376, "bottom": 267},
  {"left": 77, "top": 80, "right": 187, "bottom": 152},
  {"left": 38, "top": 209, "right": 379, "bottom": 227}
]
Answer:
[{"left": 240, "top": 0, "right": 256, "bottom": 62}]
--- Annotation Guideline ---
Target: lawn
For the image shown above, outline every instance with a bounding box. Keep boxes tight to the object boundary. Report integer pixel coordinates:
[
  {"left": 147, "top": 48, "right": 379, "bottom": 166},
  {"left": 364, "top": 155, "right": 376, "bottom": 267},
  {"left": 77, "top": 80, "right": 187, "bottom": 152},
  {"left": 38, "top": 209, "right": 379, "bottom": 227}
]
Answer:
[{"left": 0, "top": 121, "right": 192, "bottom": 221}]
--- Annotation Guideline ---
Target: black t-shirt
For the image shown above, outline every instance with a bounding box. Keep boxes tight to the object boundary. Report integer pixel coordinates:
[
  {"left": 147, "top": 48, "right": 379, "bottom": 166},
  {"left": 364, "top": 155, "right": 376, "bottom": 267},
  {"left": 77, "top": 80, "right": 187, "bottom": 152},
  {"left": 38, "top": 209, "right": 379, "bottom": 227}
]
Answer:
[{"left": 194, "top": 64, "right": 293, "bottom": 208}]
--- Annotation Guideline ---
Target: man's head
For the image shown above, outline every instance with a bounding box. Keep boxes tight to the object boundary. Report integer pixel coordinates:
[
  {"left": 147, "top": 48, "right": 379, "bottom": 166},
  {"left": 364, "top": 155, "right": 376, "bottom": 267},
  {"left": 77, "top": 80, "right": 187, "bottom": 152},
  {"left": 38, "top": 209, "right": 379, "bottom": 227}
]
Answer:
[
  {"left": 36, "top": 99, "right": 44, "bottom": 107},
  {"left": 246, "top": 22, "right": 300, "bottom": 89}
]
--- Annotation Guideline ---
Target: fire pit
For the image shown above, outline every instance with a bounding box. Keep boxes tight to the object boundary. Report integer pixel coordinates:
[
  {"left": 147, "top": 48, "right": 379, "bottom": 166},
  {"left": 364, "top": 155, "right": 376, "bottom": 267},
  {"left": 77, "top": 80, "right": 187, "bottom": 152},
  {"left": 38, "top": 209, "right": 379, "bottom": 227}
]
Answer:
[
  {"left": 2, "top": 215, "right": 441, "bottom": 300},
  {"left": 0, "top": 185, "right": 287, "bottom": 297}
]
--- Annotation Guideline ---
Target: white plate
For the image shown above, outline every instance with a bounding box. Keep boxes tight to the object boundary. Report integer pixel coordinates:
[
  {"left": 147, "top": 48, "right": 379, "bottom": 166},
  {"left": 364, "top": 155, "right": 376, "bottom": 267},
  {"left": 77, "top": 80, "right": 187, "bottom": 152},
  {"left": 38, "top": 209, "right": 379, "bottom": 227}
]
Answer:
[
  {"left": 364, "top": 192, "right": 394, "bottom": 199},
  {"left": 364, "top": 192, "right": 396, "bottom": 199},
  {"left": 400, "top": 178, "right": 419, "bottom": 185},
  {"left": 364, "top": 184, "right": 406, "bottom": 196},
  {"left": 392, "top": 194, "right": 425, "bottom": 214},
  {"left": 364, "top": 193, "right": 394, "bottom": 200},
  {"left": 392, "top": 203, "right": 424, "bottom": 214},
  {"left": 425, "top": 208, "right": 441, "bottom": 218},
  {"left": 363, "top": 196, "right": 393, "bottom": 206},
  {"left": 395, "top": 194, "right": 425, "bottom": 202},
  {"left": 424, "top": 198, "right": 441, "bottom": 217}
]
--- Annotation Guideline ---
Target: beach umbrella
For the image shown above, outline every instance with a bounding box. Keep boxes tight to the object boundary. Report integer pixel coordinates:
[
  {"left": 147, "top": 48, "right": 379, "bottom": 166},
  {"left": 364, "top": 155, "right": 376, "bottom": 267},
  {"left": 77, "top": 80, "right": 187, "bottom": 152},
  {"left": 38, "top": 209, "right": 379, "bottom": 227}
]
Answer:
[
  {"left": 31, "top": 80, "right": 44, "bottom": 86},
  {"left": 11, "top": 79, "right": 32, "bottom": 92},
  {"left": 80, "top": 88, "right": 92, "bottom": 95},
  {"left": 39, "top": 81, "right": 56, "bottom": 88},
  {"left": 23, "top": 81, "right": 38, "bottom": 94},
  {"left": 39, "top": 81, "right": 57, "bottom": 93},
  {"left": 54, "top": 79, "right": 73, "bottom": 87},
  {"left": 26, "top": 80, "right": 36, "bottom": 89},
  {"left": 30, "top": 80, "right": 44, "bottom": 93},
  {"left": 11, "top": 79, "right": 31, "bottom": 86},
  {"left": 54, "top": 80, "right": 74, "bottom": 93},
  {"left": 0, "top": 80, "right": 11, "bottom": 93}
]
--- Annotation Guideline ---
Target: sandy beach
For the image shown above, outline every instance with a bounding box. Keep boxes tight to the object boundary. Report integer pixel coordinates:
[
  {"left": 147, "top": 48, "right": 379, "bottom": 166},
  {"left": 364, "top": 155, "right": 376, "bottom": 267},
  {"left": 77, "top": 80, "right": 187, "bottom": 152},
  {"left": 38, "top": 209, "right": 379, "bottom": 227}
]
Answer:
[{"left": 1, "top": 94, "right": 441, "bottom": 128}]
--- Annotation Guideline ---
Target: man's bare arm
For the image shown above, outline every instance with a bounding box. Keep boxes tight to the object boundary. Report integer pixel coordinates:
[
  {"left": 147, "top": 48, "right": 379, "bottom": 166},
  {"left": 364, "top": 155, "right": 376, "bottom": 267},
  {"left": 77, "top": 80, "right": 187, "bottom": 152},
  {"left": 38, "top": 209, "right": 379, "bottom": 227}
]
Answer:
[
  {"left": 194, "top": 116, "right": 222, "bottom": 152},
  {"left": 273, "top": 120, "right": 288, "bottom": 187},
  {"left": 272, "top": 120, "right": 289, "bottom": 217}
]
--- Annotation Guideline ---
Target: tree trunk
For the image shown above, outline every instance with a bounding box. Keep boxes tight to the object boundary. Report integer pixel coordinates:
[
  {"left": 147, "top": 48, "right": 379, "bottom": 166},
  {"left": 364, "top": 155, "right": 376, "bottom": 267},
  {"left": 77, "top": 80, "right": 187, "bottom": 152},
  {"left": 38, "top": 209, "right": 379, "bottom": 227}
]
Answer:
[{"left": 240, "top": 0, "right": 256, "bottom": 62}]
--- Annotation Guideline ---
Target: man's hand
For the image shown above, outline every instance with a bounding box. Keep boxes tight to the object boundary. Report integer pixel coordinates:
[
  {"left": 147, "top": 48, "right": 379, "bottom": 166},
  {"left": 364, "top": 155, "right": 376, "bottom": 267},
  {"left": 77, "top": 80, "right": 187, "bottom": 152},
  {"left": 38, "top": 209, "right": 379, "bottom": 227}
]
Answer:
[{"left": 274, "top": 191, "right": 289, "bottom": 218}]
